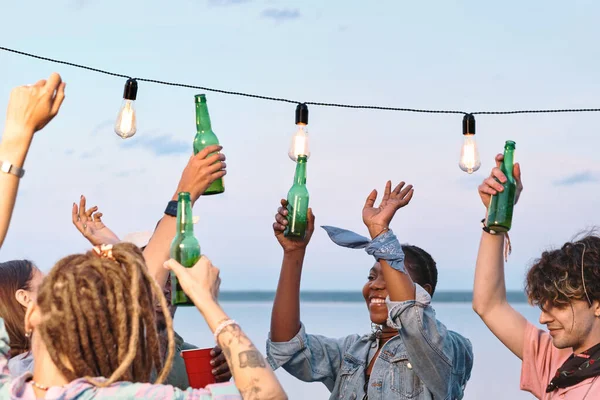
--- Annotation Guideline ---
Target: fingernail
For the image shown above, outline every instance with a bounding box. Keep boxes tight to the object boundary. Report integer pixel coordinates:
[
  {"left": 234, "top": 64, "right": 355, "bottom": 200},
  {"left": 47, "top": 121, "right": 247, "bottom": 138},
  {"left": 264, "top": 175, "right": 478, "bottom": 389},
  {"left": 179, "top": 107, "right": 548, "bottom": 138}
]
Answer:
[
  {"left": 210, "top": 359, "right": 215, "bottom": 366},
  {"left": 212, "top": 369, "right": 217, "bottom": 374}
]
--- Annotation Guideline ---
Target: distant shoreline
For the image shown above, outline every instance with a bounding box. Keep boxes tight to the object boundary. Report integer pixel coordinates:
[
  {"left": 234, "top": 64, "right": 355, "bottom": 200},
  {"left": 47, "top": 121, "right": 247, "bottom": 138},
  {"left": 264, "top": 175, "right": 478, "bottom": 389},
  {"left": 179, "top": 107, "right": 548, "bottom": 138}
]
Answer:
[{"left": 218, "top": 291, "right": 528, "bottom": 303}]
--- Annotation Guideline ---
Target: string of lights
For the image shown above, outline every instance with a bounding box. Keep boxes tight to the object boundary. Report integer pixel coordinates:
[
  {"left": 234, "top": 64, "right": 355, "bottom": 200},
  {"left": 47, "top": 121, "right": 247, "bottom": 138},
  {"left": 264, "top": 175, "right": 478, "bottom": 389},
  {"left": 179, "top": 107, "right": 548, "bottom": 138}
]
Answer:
[{"left": 2, "top": 45, "right": 599, "bottom": 174}]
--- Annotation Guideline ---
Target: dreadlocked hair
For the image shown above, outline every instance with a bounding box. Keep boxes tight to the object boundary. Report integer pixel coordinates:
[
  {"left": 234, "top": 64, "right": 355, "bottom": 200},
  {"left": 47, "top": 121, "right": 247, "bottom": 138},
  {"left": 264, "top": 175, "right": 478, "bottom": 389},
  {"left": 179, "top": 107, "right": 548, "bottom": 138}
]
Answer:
[
  {"left": 35, "top": 242, "right": 176, "bottom": 387},
  {"left": 525, "top": 232, "right": 600, "bottom": 309},
  {"left": 402, "top": 244, "right": 438, "bottom": 296}
]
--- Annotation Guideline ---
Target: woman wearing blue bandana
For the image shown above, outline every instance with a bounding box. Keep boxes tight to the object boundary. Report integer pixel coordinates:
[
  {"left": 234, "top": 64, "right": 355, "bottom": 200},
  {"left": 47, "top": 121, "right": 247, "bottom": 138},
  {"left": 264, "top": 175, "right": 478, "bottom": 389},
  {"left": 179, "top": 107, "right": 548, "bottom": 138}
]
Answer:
[{"left": 266, "top": 181, "right": 473, "bottom": 399}]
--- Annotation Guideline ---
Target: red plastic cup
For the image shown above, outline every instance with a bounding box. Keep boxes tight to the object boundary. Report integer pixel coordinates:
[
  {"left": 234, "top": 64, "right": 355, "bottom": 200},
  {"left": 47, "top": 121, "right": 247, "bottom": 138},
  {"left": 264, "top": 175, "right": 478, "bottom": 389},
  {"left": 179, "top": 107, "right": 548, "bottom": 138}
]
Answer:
[{"left": 181, "top": 348, "right": 216, "bottom": 389}]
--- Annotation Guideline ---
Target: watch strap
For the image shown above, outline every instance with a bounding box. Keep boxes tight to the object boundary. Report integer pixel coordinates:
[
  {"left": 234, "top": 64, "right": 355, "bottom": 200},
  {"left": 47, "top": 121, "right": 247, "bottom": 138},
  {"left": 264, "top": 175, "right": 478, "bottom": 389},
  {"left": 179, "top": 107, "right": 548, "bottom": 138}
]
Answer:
[
  {"left": 164, "top": 200, "right": 178, "bottom": 217},
  {"left": 0, "top": 160, "right": 24, "bottom": 178}
]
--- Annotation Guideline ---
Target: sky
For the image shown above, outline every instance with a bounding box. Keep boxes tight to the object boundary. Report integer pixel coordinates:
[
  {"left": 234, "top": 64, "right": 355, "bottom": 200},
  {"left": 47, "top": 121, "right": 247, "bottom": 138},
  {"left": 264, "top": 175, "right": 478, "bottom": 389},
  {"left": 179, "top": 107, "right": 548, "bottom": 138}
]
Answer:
[{"left": 0, "top": 0, "right": 599, "bottom": 291}]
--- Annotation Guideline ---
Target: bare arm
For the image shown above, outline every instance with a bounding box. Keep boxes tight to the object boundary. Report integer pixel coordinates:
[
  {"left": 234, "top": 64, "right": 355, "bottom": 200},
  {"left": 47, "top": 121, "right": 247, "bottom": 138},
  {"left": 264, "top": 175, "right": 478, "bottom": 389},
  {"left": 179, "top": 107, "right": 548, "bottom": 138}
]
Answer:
[
  {"left": 270, "top": 250, "right": 305, "bottom": 342},
  {"left": 270, "top": 200, "right": 315, "bottom": 342},
  {"left": 0, "top": 136, "right": 30, "bottom": 248},
  {"left": 166, "top": 256, "right": 287, "bottom": 400},
  {"left": 473, "top": 231, "right": 528, "bottom": 359},
  {"left": 0, "top": 74, "right": 65, "bottom": 248},
  {"left": 472, "top": 154, "right": 527, "bottom": 359},
  {"left": 145, "top": 146, "right": 226, "bottom": 286}
]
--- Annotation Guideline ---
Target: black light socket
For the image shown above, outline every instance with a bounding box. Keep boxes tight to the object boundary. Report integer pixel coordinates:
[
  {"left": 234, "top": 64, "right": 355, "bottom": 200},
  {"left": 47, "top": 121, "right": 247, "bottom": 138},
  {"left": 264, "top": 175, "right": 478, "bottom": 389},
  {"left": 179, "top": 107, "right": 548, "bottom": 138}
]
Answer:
[
  {"left": 295, "top": 103, "right": 309, "bottom": 125},
  {"left": 463, "top": 113, "right": 475, "bottom": 135},
  {"left": 123, "top": 78, "right": 138, "bottom": 101}
]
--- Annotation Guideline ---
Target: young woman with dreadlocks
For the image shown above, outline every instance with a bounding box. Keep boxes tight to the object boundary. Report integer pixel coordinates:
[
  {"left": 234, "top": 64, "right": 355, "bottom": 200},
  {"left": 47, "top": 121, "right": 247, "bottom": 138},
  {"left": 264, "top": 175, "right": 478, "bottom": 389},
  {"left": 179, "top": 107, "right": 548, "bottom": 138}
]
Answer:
[
  {"left": 473, "top": 154, "right": 600, "bottom": 399},
  {"left": 1, "top": 144, "right": 231, "bottom": 387},
  {"left": 0, "top": 243, "right": 287, "bottom": 399},
  {"left": 267, "top": 180, "right": 473, "bottom": 399}
]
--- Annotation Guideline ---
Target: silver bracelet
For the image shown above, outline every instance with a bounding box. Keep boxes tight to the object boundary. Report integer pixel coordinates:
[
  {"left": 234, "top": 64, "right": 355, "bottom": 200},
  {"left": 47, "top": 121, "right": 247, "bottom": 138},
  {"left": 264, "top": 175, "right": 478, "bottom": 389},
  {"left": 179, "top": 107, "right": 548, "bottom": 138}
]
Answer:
[
  {"left": 213, "top": 319, "right": 238, "bottom": 342},
  {"left": 0, "top": 160, "right": 24, "bottom": 178}
]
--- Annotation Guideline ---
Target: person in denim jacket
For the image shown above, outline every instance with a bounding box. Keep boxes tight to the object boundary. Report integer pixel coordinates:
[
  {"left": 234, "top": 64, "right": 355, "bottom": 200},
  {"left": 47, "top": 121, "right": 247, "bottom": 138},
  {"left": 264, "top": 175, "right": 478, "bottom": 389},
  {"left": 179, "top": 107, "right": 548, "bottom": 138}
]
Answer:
[{"left": 267, "top": 180, "right": 473, "bottom": 399}]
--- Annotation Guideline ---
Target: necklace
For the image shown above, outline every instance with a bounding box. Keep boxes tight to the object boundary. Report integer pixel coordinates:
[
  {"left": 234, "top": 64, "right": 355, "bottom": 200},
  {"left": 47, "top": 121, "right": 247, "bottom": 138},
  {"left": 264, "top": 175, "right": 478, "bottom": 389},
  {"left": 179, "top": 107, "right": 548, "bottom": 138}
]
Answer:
[{"left": 30, "top": 380, "right": 50, "bottom": 391}]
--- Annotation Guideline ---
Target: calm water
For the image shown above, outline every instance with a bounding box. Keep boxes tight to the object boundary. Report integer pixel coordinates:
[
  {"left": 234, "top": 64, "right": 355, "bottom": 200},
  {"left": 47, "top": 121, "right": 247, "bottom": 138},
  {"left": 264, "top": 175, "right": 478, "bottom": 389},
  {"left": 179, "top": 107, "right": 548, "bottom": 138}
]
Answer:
[{"left": 173, "top": 294, "right": 540, "bottom": 400}]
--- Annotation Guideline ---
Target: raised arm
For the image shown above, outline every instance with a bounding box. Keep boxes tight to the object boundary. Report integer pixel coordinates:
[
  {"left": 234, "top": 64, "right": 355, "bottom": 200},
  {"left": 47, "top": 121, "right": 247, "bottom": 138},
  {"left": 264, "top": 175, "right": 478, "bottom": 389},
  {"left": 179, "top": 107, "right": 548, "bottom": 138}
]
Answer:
[
  {"left": 472, "top": 154, "right": 527, "bottom": 359},
  {"left": 362, "top": 181, "right": 416, "bottom": 301},
  {"left": 362, "top": 181, "right": 473, "bottom": 399},
  {"left": 270, "top": 199, "right": 315, "bottom": 342},
  {"left": 71, "top": 195, "right": 121, "bottom": 245},
  {"left": 144, "top": 145, "right": 226, "bottom": 286},
  {"left": 165, "top": 256, "right": 287, "bottom": 400},
  {"left": 0, "top": 73, "right": 65, "bottom": 248}
]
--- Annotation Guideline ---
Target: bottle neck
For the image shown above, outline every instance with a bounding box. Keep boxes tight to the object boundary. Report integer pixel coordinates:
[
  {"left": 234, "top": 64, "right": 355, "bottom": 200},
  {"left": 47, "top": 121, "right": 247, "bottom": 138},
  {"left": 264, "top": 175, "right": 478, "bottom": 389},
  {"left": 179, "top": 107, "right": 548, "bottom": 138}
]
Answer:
[
  {"left": 502, "top": 148, "right": 515, "bottom": 178},
  {"left": 195, "top": 102, "right": 212, "bottom": 132},
  {"left": 176, "top": 197, "right": 195, "bottom": 234},
  {"left": 293, "top": 159, "right": 307, "bottom": 185}
]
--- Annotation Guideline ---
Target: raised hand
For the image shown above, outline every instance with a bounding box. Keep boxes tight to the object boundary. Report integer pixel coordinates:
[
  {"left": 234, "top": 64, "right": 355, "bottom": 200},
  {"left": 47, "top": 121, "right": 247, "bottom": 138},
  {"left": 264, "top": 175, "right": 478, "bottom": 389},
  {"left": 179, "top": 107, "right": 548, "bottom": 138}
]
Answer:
[
  {"left": 478, "top": 154, "right": 523, "bottom": 209},
  {"left": 272, "top": 199, "right": 315, "bottom": 253},
  {"left": 4, "top": 72, "right": 66, "bottom": 136},
  {"left": 72, "top": 195, "right": 120, "bottom": 246},
  {"left": 163, "top": 255, "right": 221, "bottom": 308},
  {"left": 175, "top": 145, "right": 226, "bottom": 203},
  {"left": 362, "top": 180, "right": 414, "bottom": 239}
]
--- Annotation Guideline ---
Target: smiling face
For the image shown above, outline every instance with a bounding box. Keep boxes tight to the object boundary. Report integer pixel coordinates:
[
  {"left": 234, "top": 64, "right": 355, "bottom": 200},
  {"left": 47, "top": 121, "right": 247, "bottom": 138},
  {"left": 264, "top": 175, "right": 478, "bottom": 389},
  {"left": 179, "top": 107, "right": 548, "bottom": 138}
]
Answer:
[
  {"left": 539, "top": 300, "right": 600, "bottom": 353},
  {"left": 362, "top": 262, "right": 389, "bottom": 325}
]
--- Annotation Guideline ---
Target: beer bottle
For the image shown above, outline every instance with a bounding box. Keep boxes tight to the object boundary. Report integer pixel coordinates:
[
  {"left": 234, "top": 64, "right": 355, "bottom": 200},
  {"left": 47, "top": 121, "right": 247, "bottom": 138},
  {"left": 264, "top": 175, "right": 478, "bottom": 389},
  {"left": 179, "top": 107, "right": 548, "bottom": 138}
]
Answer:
[
  {"left": 486, "top": 141, "right": 517, "bottom": 232},
  {"left": 284, "top": 155, "right": 309, "bottom": 239},
  {"left": 170, "top": 192, "right": 201, "bottom": 306},
  {"left": 193, "top": 94, "right": 224, "bottom": 195}
]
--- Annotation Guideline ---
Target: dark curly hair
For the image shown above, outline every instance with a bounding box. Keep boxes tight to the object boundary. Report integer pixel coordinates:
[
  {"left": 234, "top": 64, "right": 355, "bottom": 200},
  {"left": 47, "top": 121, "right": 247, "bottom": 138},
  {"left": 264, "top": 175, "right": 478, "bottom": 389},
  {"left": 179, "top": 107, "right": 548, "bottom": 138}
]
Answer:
[
  {"left": 525, "top": 232, "right": 600, "bottom": 308},
  {"left": 402, "top": 244, "right": 438, "bottom": 296}
]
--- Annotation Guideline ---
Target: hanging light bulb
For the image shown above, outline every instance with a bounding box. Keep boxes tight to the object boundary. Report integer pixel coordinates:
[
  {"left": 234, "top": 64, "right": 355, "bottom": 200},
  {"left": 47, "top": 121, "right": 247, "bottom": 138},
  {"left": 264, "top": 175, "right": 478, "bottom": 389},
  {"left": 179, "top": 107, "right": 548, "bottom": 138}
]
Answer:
[
  {"left": 459, "top": 113, "right": 481, "bottom": 174},
  {"left": 288, "top": 103, "right": 310, "bottom": 161},
  {"left": 114, "top": 78, "right": 138, "bottom": 139}
]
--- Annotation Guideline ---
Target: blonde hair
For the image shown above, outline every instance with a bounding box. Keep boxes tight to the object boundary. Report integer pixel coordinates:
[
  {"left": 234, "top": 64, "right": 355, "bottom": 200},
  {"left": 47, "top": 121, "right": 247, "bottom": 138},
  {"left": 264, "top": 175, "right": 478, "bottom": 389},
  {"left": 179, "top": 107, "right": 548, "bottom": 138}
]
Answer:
[{"left": 35, "top": 243, "right": 175, "bottom": 386}]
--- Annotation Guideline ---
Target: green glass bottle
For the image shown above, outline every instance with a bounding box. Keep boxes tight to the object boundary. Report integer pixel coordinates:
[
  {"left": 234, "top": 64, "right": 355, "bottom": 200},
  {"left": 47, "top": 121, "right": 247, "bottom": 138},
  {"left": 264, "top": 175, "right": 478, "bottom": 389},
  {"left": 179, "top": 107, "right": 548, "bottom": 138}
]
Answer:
[
  {"left": 486, "top": 141, "right": 517, "bottom": 232},
  {"left": 193, "top": 94, "right": 224, "bottom": 195},
  {"left": 284, "top": 155, "right": 309, "bottom": 239},
  {"left": 170, "top": 192, "right": 201, "bottom": 306}
]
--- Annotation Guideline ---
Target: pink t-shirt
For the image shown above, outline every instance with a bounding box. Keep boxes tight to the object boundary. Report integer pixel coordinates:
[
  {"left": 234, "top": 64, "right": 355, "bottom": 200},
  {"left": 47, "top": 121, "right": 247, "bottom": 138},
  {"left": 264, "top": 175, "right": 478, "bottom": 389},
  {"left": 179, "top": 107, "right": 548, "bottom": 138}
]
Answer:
[{"left": 520, "top": 322, "right": 600, "bottom": 399}]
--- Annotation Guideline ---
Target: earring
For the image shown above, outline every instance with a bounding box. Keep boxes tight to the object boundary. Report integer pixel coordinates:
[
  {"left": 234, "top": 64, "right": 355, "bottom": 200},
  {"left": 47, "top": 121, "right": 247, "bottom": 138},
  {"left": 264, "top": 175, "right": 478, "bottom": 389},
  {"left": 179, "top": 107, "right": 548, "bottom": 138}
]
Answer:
[{"left": 24, "top": 330, "right": 32, "bottom": 338}]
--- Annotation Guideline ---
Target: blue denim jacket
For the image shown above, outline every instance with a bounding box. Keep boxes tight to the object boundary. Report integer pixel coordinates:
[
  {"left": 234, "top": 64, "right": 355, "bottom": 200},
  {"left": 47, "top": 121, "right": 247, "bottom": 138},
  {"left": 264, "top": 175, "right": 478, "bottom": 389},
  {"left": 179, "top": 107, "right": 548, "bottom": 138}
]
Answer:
[{"left": 266, "top": 227, "right": 473, "bottom": 399}]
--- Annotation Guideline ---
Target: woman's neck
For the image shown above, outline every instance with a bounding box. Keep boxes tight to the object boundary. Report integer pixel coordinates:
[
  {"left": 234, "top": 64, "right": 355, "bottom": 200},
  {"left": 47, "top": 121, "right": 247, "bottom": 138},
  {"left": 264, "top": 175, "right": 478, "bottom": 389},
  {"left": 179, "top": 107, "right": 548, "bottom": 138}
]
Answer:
[
  {"left": 378, "top": 326, "right": 397, "bottom": 346},
  {"left": 31, "top": 337, "right": 70, "bottom": 397}
]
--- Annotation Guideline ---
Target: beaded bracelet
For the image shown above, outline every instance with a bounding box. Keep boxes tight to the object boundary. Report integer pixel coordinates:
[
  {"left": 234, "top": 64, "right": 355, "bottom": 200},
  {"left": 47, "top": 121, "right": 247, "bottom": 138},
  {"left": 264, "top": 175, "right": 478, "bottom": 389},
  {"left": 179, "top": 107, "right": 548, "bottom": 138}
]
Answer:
[
  {"left": 213, "top": 319, "right": 238, "bottom": 341},
  {"left": 481, "top": 219, "right": 512, "bottom": 262}
]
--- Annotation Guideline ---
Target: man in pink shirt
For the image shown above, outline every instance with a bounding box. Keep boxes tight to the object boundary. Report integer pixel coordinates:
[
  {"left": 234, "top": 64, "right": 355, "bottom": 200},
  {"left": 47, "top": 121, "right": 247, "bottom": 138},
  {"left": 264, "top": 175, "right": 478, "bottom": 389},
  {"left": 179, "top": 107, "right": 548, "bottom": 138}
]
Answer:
[{"left": 472, "top": 154, "right": 600, "bottom": 399}]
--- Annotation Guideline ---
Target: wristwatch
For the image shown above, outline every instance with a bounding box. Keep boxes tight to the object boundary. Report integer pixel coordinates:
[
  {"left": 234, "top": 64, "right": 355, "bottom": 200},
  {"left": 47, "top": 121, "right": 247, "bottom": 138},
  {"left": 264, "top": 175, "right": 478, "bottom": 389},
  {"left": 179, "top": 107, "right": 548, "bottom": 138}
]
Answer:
[
  {"left": 164, "top": 200, "right": 178, "bottom": 217},
  {"left": 0, "top": 160, "right": 24, "bottom": 178}
]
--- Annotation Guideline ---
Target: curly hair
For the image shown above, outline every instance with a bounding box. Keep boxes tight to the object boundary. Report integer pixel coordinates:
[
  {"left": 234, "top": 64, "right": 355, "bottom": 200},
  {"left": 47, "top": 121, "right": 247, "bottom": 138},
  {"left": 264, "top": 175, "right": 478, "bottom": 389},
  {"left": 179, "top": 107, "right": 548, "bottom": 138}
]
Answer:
[
  {"left": 402, "top": 244, "right": 438, "bottom": 296},
  {"left": 35, "top": 243, "right": 175, "bottom": 386},
  {"left": 525, "top": 232, "right": 600, "bottom": 308}
]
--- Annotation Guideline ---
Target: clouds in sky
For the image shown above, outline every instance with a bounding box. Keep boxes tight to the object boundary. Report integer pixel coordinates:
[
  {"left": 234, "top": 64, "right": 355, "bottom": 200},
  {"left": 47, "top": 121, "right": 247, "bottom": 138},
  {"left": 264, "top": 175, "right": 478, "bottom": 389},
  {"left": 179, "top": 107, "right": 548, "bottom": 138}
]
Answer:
[
  {"left": 261, "top": 8, "right": 301, "bottom": 22},
  {"left": 119, "top": 133, "right": 190, "bottom": 156},
  {"left": 553, "top": 171, "right": 599, "bottom": 186}
]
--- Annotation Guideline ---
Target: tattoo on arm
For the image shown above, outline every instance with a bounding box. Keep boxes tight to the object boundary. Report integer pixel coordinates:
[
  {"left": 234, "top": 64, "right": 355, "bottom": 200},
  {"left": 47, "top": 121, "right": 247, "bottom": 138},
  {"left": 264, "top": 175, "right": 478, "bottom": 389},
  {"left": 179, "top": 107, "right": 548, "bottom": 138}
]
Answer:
[
  {"left": 239, "top": 378, "right": 262, "bottom": 400},
  {"left": 239, "top": 350, "right": 266, "bottom": 368}
]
